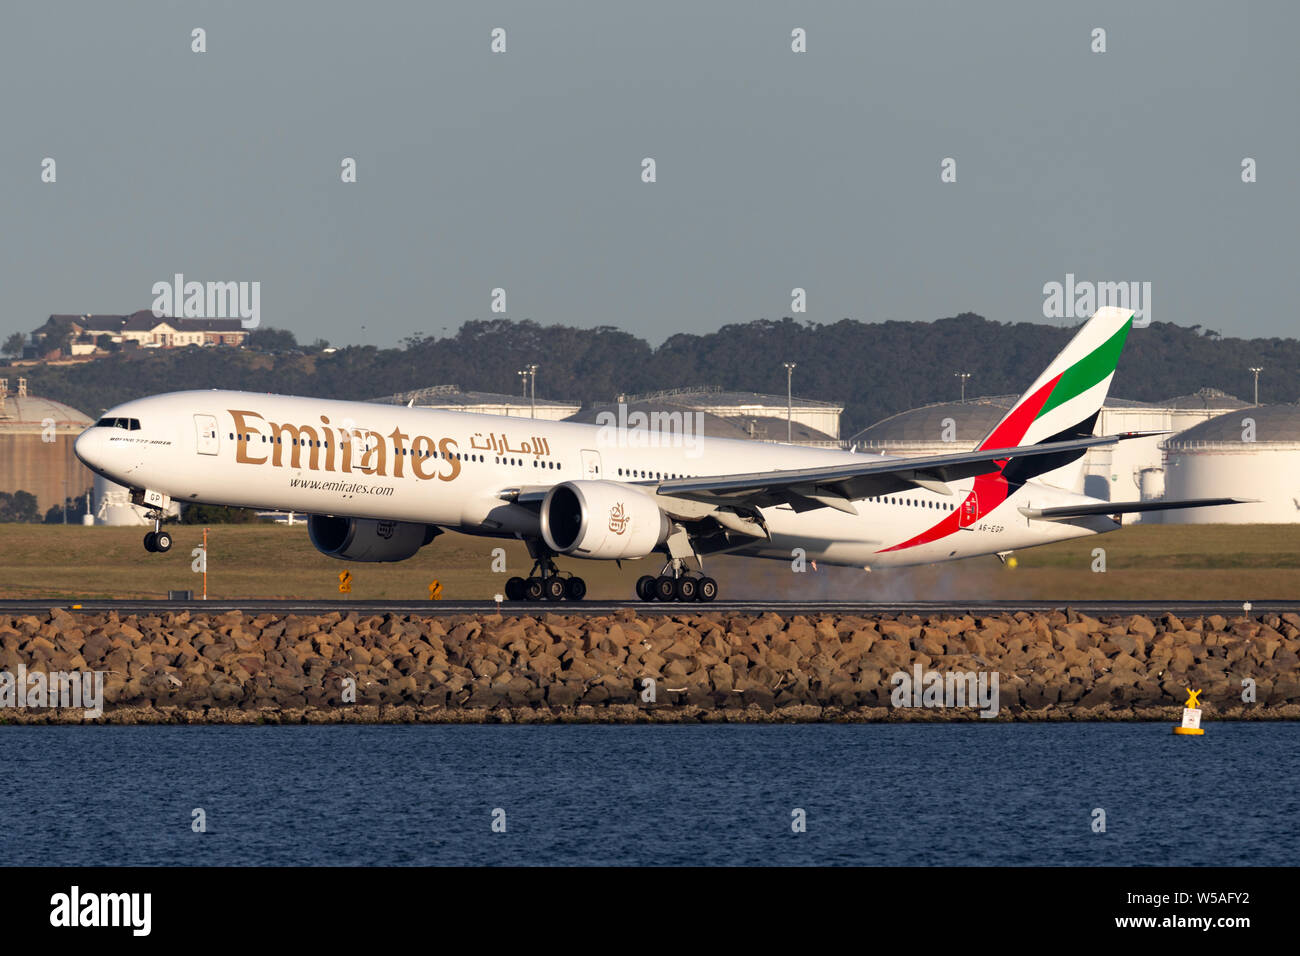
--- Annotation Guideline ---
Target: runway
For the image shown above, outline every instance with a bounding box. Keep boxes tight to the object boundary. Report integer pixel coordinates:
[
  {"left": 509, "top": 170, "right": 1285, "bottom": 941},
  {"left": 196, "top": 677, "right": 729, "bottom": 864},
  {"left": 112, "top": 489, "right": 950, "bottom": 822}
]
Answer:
[{"left": 1, "top": 599, "right": 1295, "bottom": 617}]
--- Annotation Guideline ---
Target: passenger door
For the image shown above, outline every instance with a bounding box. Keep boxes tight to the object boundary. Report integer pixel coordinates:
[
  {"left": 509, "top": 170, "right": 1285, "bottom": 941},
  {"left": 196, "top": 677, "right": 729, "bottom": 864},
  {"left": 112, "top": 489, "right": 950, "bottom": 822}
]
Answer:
[
  {"left": 958, "top": 493, "right": 979, "bottom": 529},
  {"left": 581, "top": 449, "right": 602, "bottom": 480},
  {"left": 194, "top": 415, "right": 220, "bottom": 455}
]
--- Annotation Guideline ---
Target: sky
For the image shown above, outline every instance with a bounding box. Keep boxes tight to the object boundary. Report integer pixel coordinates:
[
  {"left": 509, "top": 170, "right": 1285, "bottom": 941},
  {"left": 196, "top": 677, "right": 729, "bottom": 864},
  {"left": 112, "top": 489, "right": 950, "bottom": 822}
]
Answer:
[{"left": 1, "top": 1, "right": 1296, "bottom": 348}]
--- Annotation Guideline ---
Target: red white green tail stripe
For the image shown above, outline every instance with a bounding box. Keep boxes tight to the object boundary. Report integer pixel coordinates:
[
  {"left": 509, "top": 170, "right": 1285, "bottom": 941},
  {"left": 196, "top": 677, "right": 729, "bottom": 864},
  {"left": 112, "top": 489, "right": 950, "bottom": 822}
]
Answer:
[
  {"left": 880, "top": 307, "right": 1135, "bottom": 553},
  {"left": 977, "top": 307, "right": 1134, "bottom": 452}
]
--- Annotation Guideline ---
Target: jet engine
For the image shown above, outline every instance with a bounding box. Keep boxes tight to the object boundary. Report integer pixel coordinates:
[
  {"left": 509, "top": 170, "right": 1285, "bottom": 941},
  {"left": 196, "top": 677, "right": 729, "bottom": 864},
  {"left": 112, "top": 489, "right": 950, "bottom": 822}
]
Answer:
[
  {"left": 307, "top": 514, "right": 440, "bottom": 562},
  {"left": 540, "top": 480, "right": 669, "bottom": 560}
]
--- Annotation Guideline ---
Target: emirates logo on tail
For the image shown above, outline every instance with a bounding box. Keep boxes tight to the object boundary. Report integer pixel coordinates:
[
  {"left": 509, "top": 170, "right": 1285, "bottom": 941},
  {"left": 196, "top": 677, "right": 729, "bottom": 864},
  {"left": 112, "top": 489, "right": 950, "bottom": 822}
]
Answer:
[{"left": 608, "top": 502, "right": 630, "bottom": 535}]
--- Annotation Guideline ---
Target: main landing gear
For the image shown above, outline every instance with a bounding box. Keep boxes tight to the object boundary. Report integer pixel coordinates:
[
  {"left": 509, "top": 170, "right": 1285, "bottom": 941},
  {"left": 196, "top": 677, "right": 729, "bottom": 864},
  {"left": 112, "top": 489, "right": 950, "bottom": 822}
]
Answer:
[
  {"left": 635, "top": 561, "right": 717, "bottom": 603},
  {"left": 634, "top": 525, "right": 716, "bottom": 602},
  {"left": 142, "top": 511, "right": 172, "bottom": 553},
  {"left": 504, "top": 544, "right": 586, "bottom": 602}
]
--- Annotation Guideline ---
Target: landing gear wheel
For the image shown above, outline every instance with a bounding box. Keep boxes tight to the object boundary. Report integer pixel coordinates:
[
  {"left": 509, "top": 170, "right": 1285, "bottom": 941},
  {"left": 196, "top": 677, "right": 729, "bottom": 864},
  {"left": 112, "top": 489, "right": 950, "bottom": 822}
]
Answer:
[
  {"left": 635, "top": 575, "right": 657, "bottom": 602},
  {"left": 654, "top": 575, "right": 679, "bottom": 602},
  {"left": 697, "top": 576, "right": 718, "bottom": 602},
  {"left": 564, "top": 577, "right": 587, "bottom": 601},
  {"left": 505, "top": 576, "right": 525, "bottom": 601},
  {"left": 544, "top": 577, "right": 566, "bottom": 601},
  {"left": 143, "top": 532, "right": 157, "bottom": 553},
  {"left": 153, "top": 531, "right": 173, "bottom": 553},
  {"left": 676, "top": 576, "right": 698, "bottom": 602},
  {"left": 524, "top": 577, "right": 545, "bottom": 601}
]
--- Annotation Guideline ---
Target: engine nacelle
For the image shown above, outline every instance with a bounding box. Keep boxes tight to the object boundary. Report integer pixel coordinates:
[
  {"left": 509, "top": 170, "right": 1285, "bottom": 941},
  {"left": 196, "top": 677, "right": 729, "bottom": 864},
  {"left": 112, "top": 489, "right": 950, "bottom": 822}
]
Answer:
[
  {"left": 307, "top": 514, "right": 439, "bottom": 562},
  {"left": 540, "top": 480, "right": 670, "bottom": 560}
]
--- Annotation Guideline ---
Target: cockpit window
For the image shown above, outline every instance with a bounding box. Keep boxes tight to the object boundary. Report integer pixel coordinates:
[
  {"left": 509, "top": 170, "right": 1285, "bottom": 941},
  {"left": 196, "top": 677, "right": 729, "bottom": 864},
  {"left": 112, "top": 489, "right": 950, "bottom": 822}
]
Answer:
[{"left": 95, "top": 417, "right": 141, "bottom": 430}]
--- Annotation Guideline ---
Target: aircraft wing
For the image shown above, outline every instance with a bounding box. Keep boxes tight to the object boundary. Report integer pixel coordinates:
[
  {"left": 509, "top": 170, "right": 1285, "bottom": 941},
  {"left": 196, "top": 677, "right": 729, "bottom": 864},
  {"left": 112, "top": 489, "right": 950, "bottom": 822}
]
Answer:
[
  {"left": 1017, "top": 497, "right": 1253, "bottom": 520},
  {"left": 654, "top": 432, "right": 1162, "bottom": 516}
]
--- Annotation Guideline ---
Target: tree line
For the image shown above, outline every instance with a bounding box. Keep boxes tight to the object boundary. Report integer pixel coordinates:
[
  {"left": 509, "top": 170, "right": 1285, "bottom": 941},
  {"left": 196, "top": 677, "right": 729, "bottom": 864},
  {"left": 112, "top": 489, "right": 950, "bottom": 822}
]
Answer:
[{"left": 5, "top": 314, "right": 1296, "bottom": 435}]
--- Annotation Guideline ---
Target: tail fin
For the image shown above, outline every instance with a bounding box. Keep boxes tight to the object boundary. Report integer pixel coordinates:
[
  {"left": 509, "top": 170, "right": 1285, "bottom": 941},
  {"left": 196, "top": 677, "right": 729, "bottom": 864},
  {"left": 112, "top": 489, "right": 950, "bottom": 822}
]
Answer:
[{"left": 979, "top": 307, "right": 1134, "bottom": 490}]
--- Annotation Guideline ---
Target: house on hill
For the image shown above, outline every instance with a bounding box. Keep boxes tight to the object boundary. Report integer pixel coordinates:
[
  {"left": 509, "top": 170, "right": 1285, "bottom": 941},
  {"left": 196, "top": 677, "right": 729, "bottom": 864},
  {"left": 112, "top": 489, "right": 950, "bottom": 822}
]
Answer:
[{"left": 27, "top": 310, "right": 248, "bottom": 359}]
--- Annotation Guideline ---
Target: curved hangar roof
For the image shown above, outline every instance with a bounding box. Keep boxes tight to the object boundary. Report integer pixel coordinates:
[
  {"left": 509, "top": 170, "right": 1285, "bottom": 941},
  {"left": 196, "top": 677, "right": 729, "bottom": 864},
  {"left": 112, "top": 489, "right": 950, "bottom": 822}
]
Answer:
[
  {"left": 850, "top": 392, "right": 1157, "bottom": 446},
  {"left": 567, "top": 400, "right": 753, "bottom": 441},
  {"left": 1159, "top": 387, "right": 1248, "bottom": 410},
  {"left": 0, "top": 393, "right": 93, "bottom": 430},
  {"left": 622, "top": 387, "right": 842, "bottom": 411},
  {"left": 726, "top": 416, "right": 837, "bottom": 442},
  {"left": 1165, "top": 404, "right": 1300, "bottom": 446},
  {"left": 851, "top": 398, "right": 1011, "bottom": 444}
]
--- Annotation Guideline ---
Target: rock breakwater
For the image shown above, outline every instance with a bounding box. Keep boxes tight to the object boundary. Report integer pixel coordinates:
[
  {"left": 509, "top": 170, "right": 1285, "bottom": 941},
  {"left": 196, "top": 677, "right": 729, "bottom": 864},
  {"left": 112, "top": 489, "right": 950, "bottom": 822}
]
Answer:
[{"left": 1, "top": 607, "right": 1298, "bottom": 723}]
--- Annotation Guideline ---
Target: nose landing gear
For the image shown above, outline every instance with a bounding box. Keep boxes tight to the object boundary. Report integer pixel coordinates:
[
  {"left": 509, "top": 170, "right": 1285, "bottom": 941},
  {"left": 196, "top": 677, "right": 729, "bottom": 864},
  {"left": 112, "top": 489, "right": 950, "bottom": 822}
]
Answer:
[
  {"left": 132, "top": 489, "right": 174, "bottom": 554},
  {"left": 142, "top": 511, "right": 172, "bottom": 553}
]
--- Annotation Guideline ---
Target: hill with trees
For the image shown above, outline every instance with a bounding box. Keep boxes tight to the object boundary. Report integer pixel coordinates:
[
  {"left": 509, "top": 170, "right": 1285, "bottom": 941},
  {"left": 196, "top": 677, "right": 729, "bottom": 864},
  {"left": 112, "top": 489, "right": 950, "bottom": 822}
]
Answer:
[{"left": 5, "top": 314, "right": 1296, "bottom": 434}]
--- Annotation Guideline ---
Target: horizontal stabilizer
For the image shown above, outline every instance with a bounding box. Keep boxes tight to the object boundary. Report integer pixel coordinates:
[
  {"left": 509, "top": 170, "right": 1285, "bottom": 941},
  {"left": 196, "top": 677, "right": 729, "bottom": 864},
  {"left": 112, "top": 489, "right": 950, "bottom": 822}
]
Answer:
[{"left": 1018, "top": 497, "right": 1253, "bottom": 520}]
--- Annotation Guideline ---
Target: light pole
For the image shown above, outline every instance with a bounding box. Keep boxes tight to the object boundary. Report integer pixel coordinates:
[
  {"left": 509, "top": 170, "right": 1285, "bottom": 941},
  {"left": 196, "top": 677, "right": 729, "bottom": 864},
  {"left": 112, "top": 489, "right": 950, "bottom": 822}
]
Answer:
[
  {"left": 1249, "top": 367, "right": 1263, "bottom": 405},
  {"left": 518, "top": 369, "right": 528, "bottom": 399},
  {"left": 784, "top": 362, "right": 797, "bottom": 442},
  {"left": 527, "top": 363, "right": 538, "bottom": 419},
  {"left": 955, "top": 372, "right": 971, "bottom": 403}
]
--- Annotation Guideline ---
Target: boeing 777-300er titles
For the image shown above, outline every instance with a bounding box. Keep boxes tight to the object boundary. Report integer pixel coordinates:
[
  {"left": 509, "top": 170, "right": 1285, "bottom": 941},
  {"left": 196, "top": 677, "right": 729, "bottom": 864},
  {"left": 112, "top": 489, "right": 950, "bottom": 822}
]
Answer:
[{"left": 75, "top": 307, "right": 1243, "bottom": 602}]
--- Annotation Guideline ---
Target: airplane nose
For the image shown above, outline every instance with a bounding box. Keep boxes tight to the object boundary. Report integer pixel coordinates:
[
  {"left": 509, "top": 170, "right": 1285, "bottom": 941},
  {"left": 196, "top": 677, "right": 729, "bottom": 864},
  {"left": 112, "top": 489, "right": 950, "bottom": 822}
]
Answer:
[{"left": 74, "top": 428, "right": 102, "bottom": 468}]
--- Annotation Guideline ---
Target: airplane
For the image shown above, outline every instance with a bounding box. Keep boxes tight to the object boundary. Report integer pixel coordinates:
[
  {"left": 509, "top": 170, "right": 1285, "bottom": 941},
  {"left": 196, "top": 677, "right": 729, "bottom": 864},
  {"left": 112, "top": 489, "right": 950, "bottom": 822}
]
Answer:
[{"left": 74, "top": 306, "right": 1244, "bottom": 602}]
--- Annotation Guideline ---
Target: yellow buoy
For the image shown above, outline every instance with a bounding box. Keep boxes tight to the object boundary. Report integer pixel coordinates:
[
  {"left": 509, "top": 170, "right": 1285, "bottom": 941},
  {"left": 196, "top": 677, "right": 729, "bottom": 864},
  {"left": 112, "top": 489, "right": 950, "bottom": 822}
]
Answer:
[{"left": 1173, "top": 688, "right": 1204, "bottom": 735}]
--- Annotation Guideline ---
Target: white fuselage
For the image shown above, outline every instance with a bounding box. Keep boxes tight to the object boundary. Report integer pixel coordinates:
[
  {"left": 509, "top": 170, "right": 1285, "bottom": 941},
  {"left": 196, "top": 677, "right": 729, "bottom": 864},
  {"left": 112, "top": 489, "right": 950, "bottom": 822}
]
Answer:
[{"left": 74, "top": 389, "right": 1119, "bottom": 568}]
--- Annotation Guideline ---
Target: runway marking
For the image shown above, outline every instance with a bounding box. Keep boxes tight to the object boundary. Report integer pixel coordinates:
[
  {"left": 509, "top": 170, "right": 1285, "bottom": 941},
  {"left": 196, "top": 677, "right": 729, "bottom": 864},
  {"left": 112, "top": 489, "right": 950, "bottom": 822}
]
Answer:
[{"left": 1, "top": 599, "right": 1295, "bottom": 616}]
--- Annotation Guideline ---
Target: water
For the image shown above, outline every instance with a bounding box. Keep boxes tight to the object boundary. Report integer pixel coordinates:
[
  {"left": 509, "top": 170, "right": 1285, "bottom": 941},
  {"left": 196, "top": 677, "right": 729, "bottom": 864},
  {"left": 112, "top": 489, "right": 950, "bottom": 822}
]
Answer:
[{"left": 2, "top": 724, "right": 1296, "bottom": 866}]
